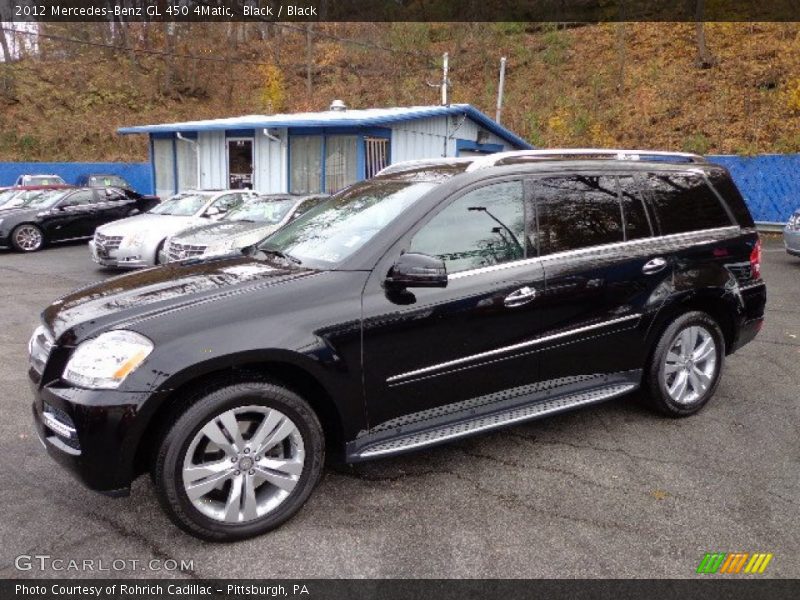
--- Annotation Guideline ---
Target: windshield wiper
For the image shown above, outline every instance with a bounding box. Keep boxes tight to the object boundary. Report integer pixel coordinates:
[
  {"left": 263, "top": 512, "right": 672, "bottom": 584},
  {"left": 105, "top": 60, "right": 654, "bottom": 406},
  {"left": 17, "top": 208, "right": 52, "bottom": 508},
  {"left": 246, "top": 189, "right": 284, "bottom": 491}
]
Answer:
[{"left": 257, "top": 248, "right": 303, "bottom": 265}]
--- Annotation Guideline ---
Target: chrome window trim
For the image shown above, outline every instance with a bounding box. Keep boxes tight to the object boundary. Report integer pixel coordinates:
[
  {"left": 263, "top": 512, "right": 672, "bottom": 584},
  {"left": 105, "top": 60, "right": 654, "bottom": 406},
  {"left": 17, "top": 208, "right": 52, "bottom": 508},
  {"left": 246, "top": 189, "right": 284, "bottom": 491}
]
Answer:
[
  {"left": 448, "top": 225, "right": 741, "bottom": 280},
  {"left": 386, "top": 313, "right": 642, "bottom": 384}
]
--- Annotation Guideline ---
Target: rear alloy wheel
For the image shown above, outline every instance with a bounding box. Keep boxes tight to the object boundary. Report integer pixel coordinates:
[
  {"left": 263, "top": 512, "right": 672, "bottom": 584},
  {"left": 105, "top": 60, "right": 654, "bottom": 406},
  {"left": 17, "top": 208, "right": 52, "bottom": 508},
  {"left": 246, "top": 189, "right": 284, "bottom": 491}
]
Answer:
[
  {"left": 11, "top": 224, "right": 44, "bottom": 252},
  {"left": 645, "top": 311, "right": 725, "bottom": 416},
  {"left": 153, "top": 380, "right": 324, "bottom": 541}
]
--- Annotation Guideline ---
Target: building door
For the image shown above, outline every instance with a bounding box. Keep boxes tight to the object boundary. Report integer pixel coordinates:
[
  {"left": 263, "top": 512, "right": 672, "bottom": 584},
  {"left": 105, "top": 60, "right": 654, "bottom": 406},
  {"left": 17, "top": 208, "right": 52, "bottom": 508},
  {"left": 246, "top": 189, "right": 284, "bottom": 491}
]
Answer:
[{"left": 227, "top": 138, "right": 254, "bottom": 189}]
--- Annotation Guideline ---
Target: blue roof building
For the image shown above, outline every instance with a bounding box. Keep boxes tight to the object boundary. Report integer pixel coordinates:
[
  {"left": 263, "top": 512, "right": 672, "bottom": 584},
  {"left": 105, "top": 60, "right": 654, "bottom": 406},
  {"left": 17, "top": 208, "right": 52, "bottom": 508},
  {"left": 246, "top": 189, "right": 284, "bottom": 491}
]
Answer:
[{"left": 118, "top": 103, "right": 532, "bottom": 198}]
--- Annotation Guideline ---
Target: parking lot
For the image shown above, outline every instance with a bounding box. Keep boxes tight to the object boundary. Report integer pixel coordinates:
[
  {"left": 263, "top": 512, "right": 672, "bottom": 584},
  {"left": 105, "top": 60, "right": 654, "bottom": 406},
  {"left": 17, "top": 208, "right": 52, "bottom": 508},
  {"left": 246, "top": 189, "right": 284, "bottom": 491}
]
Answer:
[{"left": 0, "top": 238, "right": 797, "bottom": 579}]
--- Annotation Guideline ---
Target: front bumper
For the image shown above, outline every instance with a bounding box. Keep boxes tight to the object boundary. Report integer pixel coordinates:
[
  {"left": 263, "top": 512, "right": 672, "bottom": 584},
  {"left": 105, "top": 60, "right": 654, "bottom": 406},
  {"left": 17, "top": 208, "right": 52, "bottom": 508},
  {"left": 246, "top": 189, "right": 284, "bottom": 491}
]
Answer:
[
  {"left": 30, "top": 370, "right": 161, "bottom": 496},
  {"left": 783, "top": 228, "right": 800, "bottom": 256},
  {"left": 89, "top": 240, "right": 154, "bottom": 269}
]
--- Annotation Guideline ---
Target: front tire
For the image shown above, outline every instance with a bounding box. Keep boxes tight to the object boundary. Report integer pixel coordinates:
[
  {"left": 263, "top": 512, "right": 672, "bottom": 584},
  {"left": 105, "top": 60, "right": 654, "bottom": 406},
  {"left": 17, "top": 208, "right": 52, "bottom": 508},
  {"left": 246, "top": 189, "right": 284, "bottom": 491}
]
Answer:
[
  {"left": 645, "top": 311, "right": 725, "bottom": 417},
  {"left": 153, "top": 380, "right": 324, "bottom": 541},
  {"left": 11, "top": 223, "right": 44, "bottom": 252}
]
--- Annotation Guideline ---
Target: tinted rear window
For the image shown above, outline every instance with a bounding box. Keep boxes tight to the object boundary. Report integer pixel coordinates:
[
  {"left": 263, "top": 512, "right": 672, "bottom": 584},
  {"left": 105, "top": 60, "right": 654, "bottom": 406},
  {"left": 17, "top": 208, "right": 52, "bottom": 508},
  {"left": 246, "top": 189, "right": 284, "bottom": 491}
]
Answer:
[
  {"left": 705, "top": 169, "right": 754, "bottom": 228},
  {"left": 645, "top": 173, "right": 733, "bottom": 234}
]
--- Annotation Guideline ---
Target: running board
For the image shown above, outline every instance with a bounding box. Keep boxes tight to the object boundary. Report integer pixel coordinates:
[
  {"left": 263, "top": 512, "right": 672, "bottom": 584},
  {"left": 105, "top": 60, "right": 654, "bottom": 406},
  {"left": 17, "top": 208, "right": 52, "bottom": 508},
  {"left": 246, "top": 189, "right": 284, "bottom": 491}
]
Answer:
[{"left": 352, "top": 383, "right": 636, "bottom": 460}]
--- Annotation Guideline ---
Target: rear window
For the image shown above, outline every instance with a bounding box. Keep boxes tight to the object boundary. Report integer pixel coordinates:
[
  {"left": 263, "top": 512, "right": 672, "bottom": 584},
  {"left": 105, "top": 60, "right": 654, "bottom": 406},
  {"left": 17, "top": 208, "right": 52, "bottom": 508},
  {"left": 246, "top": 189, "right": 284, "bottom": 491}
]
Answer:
[
  {"left": 645, "top": 173, "right": 733, "bottom": 235},
  {"left": 705, "top": 169, "right": 754, "bottom": 228}
]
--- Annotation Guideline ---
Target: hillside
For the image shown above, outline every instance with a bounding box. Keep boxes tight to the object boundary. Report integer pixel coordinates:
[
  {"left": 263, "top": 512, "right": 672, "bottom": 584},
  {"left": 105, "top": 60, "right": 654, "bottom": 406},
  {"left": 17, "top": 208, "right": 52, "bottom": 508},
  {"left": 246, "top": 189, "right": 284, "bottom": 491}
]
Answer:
[{"left": 2, "top": 22, "right": 800, "bottom": 161}]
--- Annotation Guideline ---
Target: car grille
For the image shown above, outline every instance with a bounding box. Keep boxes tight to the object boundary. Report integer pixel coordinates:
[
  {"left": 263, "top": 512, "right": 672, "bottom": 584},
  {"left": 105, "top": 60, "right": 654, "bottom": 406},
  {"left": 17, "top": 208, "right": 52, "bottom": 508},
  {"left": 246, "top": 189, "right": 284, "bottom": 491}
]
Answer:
[
  {"left": 94, "top": 232, "right": 123, "bottom": 257},
  {"left": 167, "top": 240, "right": 207, "bottom": 262},
  {"left": 29, "top": 325, "right": 54, "bottom": 375}
]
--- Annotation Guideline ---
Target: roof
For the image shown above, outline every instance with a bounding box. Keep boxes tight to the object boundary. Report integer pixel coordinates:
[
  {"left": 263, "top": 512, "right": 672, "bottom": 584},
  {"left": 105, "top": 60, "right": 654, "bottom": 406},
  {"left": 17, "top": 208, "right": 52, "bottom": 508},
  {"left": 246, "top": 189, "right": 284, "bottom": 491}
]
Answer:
[{"left": 117, "top": 104, "right": 532, "bottom": 149}]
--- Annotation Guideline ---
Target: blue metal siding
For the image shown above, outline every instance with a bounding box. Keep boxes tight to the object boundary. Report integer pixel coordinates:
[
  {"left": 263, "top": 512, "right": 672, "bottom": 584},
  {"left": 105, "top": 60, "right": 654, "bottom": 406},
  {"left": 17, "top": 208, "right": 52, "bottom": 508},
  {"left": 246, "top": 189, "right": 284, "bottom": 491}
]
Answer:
[{"left": 0, "top": 162, "right": 152, "bottom": 194}]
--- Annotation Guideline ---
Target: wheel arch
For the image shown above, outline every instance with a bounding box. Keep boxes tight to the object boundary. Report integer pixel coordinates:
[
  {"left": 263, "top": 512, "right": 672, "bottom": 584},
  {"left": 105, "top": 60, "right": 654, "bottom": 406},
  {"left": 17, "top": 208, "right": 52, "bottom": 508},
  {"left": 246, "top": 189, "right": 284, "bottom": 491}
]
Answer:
[{"left": 130, "top": 358, "right": 347, "bottom": 481}]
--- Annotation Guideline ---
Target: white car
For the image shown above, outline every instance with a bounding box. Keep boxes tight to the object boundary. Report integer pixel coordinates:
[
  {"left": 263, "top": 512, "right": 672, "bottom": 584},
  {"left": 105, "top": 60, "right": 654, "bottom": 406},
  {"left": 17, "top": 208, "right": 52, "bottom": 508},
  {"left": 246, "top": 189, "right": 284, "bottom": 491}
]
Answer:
[
  {"left": 164, "top": 194, "right": 328, "bottom": 263},
  {"left": 89, "top": 189, "right": 257, "bottom": 268}
]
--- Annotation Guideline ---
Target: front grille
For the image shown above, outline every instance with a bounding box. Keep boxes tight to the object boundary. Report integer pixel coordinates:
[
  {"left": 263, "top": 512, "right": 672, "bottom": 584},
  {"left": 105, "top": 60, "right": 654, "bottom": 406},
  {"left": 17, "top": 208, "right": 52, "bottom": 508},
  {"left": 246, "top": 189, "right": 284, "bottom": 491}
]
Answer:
[
  {"left": 94, "top": 232, "right": 123, "bottom": 258},
  {"left": 28, "top": 325, "right": 54, "bottom": 375},
  {"left": 167, "top": 240, "right": 207, "bottom": 262}
]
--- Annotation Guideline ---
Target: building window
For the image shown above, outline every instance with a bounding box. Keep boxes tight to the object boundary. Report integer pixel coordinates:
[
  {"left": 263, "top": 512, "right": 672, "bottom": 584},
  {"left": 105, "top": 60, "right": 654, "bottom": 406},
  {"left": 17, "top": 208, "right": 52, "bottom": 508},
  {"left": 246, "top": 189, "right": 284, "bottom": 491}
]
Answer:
[
  {"left": 325, "top": 135, "right": 357, "bottom": 193},
  {"left": 290, "top": 136, "right": 323, "bottom": 194},
  {"left": 176, "top": 138, "right": 198, "bottom": 191},
  {"left": 365, "top": 137, "right": 390, "bottom": 178},
  {"left": 153, "top": 137, "right": 175, "bottom": 198}
]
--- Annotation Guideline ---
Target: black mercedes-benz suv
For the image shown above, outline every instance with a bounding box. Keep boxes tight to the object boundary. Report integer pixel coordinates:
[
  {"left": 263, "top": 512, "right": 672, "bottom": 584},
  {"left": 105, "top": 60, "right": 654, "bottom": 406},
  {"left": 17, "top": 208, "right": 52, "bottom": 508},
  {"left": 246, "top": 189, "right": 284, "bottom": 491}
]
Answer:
[{"left": 28, "top": 150, "right": 766, "bottom": 541}]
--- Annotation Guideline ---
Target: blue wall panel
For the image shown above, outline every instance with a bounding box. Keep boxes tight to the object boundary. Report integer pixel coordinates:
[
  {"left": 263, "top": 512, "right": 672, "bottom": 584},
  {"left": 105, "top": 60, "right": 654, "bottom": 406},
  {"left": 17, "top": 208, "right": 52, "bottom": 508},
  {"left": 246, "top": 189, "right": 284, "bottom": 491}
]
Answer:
[
  {"left": 708, "top": 154, "right": 800, "bottom": 224},
  {"left": 0, "top": 162, "right": 152, "bottom": 194}
]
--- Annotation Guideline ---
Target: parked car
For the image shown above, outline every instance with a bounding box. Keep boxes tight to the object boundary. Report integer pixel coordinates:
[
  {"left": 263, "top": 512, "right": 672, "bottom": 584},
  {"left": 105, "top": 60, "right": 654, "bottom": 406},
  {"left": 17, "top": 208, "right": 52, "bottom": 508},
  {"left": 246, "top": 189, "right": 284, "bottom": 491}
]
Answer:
[
  {"left": 783, "top": 210, "right": 800, "bottom": 257},
  {"left": 0, "top": 184, "right": 74, "bottom": 211},
  {"left": 76, "top": 173, "right": 133, "bottom": 191},
  {"left": 14, "top": 174, "right": 66, "bottom": 186},
  {"left": 28, "top": 149, "right": 765, "bottom": 541},
  {"left": 89, "top": 189, "right": 257, "bottom": 268},
  {"left": 164, "top": 193, "right": 328, "bottom": 263},
  {"left": 0, "top": 187, "right": 158, "bottom": 252}
]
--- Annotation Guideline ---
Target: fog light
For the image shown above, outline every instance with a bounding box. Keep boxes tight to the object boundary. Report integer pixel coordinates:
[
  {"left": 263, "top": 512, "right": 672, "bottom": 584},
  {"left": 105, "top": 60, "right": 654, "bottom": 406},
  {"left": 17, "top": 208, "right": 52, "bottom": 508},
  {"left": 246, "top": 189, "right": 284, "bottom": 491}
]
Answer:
[{"left": 42, "top": 404, "right": 80, "bottom": 452}]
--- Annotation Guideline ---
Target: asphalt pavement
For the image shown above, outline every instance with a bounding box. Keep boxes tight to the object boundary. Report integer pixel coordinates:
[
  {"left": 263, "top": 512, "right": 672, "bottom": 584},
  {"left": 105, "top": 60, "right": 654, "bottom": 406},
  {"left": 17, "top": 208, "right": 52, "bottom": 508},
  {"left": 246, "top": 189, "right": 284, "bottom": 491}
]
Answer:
[{"left": 0, "top": 238, "right": 797, "bottom": 578}]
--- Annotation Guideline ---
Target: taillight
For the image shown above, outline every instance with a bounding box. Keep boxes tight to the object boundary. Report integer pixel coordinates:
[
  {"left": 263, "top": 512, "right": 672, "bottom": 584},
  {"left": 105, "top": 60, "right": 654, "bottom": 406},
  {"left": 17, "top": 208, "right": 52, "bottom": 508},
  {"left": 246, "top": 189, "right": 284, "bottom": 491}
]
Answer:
[{"left": 750, "top": 238, "right": 762, "bottom": 280}]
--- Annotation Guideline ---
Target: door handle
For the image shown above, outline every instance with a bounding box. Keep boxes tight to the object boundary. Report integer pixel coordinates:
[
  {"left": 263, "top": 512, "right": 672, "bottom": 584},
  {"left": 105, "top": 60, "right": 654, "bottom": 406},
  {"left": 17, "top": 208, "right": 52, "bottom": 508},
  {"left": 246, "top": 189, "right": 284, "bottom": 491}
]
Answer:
[
  {"left": 504, "top": 286, "right": 537, "bottom": 308},
  {"left": 642, "top": 257, "right": 668, "bottom": 275}
]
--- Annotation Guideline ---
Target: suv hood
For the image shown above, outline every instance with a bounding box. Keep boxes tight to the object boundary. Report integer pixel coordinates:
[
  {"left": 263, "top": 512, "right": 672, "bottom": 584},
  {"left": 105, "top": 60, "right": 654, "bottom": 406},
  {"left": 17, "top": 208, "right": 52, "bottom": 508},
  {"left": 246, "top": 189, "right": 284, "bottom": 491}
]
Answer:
[
  {"left": 96, "top": 212, "right": 202, "bottom": 237},
  {"left": 43, "top": 257, "right": 315, "bottom": 342},
  {"left": 174, "top": 220, "right": 280, "bottom": 246}
]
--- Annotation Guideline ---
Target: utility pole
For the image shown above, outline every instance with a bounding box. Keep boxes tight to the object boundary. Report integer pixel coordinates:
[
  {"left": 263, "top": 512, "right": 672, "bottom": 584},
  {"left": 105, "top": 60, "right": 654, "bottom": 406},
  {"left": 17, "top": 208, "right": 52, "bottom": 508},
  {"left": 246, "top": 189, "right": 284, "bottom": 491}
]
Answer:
[
  {"left": 441, "top": 52, "right": 449, "bottom": 106},
  {"left": 495, "top": 56, "right": 507, "bottom": 124}
]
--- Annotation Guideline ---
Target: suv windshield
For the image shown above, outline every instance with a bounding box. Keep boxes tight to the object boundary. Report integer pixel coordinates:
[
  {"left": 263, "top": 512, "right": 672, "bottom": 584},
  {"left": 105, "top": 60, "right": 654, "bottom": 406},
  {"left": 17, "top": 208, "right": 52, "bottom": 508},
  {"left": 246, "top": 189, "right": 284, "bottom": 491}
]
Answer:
[
  {"left": 224, "top": 198, "right": 295, "bottom": 224},
  {"left": 87, "top": 175, "right": 129, "bottom": 188},
  {"left": 24, "top": 176, "right": 64, "bottom": 186},
  {"left": 258, "top": 179, "right": 436, "bottom": 268},
  {"left": 150, "top": 194, "right": 214, "bottom": 216}
]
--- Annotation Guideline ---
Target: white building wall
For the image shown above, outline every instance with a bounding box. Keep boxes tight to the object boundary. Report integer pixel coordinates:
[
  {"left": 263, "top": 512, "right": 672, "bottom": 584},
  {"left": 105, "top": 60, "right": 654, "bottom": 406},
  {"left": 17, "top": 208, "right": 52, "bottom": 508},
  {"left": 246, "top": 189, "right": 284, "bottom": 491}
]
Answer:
[
  {"left": 390, "top": 115, "right": 515, "bottom": 163},
  {"left": 254, "top": 128, "right": 288, "bottom": 193},
  {"left": 198, "top": 130, "right": 226, "bottom": 189}
]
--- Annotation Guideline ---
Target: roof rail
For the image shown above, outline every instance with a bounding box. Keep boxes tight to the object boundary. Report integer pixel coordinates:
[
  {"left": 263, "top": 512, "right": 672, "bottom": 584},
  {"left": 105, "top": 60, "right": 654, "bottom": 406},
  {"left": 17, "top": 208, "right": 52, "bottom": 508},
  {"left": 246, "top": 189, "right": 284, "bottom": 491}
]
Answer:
[
  {"left": 464, "top": 148, "right": 707, "bottom": 172},
  {"left": 376, "top": 157, "right": 474, "bottom": 177}
]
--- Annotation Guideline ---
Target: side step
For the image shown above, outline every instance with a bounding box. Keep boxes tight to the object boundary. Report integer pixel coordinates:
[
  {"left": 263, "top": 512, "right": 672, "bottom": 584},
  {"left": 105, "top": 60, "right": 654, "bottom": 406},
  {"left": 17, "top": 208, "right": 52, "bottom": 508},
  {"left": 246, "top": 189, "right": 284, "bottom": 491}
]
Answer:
[{"left": 353, "top": 383, "right": 636, "bottom": 460}]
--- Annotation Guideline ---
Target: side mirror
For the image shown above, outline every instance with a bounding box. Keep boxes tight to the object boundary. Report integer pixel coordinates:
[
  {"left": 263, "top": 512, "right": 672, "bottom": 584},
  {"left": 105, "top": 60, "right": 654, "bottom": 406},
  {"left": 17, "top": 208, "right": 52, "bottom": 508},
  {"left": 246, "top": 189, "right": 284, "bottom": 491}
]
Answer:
[{"left": 385, "top": 253, "right": 447, "bottom": 289}]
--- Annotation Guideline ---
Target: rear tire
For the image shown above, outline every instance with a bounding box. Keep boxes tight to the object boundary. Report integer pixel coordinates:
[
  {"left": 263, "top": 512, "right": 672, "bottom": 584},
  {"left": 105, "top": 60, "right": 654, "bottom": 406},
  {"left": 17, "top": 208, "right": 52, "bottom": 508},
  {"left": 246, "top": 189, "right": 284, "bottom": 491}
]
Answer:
[
  {"left": 152, "top": 380, "right": 324, "bottom": 542},
  {"left": 645, "top": 311, "right": 725, "bottom": 417}
]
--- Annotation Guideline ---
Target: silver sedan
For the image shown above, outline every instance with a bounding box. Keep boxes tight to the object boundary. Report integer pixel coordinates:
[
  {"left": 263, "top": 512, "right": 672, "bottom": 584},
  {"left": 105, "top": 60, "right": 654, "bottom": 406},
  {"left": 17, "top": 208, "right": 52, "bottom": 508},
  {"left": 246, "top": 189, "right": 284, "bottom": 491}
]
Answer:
[
  {"left": 784, "top": 210, "right": 800, "bottom": 257},
  {"left": 89, "top": 190, "right": 257, "bottom": 268}
]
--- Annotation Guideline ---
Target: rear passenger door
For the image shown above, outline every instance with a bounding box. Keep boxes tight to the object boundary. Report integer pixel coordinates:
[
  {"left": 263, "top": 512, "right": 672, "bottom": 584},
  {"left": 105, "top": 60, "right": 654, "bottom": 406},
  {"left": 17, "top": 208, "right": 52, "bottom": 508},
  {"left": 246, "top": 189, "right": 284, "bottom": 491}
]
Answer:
[{"left": 532, "top": 173, "right": 670, "bottom": 384}]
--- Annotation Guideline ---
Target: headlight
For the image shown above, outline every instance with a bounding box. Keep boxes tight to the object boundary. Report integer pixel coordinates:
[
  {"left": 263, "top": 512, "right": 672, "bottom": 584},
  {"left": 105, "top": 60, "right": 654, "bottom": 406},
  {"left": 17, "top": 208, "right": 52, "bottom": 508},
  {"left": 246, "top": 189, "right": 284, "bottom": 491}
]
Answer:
[
  {"left": 205, "top": 239, "right": 236, "bottom": 256},
  {"left": 63, "top": 330, "right": 153, "bottom": 389}
]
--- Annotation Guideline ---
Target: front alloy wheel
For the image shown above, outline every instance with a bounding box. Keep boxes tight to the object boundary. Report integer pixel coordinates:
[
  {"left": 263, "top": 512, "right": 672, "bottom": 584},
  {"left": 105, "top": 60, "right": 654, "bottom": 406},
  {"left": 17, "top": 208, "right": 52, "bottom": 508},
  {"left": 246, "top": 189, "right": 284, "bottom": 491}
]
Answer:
[
  {"left": 154, "top": 380, "right": 324, "bottom": 541},
  {"left": 12, "top": 224, "right": 44, "bottom": 252},
  {"left": 182, "top": 406, "right": 305, "bottom": 524}
]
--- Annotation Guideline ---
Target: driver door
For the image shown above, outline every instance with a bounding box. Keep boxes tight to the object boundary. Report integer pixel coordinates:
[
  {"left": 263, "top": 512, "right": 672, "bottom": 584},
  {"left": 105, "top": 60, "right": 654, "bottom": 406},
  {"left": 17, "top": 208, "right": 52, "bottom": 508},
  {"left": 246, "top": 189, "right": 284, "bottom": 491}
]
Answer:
[{"left": 360, "top": 179, "right": 548, "bottom": 430}]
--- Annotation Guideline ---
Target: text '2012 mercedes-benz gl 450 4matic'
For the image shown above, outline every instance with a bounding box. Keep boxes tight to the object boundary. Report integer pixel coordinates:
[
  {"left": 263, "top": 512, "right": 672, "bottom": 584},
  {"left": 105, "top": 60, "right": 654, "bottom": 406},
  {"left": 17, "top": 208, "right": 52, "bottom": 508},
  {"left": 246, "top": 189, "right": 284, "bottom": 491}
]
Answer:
[{"left": 28, "top": 150, "right": 766, "bottom": 541}]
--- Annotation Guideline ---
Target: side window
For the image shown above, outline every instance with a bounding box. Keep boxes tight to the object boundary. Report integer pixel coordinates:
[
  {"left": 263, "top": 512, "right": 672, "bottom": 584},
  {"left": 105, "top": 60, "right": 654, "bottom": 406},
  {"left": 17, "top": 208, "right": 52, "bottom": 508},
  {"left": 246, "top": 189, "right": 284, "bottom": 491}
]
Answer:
[
  {"left": 409, "top": 181, "right": 527, "bottom": 273},
  {"left": 534, "top": 175, "right": 623, "bottom": 255},
  {"left": 645, "top": 173, "right": 733, "bottom": 234},
  {"left": 61, "top": 191, "right": 94, "bottom": 207},
  {"left": 213, "top": 194, "right": 241, "bottom": 212},
  {"left": 102, "top": 188, "right": 126, "bottom": 202},
  {"left": 618, "top": 176, "right": 653, "bottom": 240}
]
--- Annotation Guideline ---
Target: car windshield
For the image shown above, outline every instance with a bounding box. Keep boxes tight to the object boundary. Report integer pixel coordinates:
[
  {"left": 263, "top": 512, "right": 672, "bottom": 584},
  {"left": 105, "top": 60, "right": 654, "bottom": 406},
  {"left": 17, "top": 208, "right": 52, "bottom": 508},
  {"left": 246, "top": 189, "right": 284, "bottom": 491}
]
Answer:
[
  {"left": 0, "top": 189, "right": 19, "bottom": 207},
  {"left": 88, "top": 175, "right": 127, "bottom": 187},
  {"left": 257, "top": 180, "right": 437, "bottom": 268},
  {"left": 223, "top": 198, "right": 295, "bottom": 224},
  {"left": 16, "top": 190, "right": 69, "bottom": 209},
  {"left": 149, "top": 193, "right": 213, "bottom": 216},
  {"left": 26, "top": 176, "right": 64, "bottom": 185}
]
